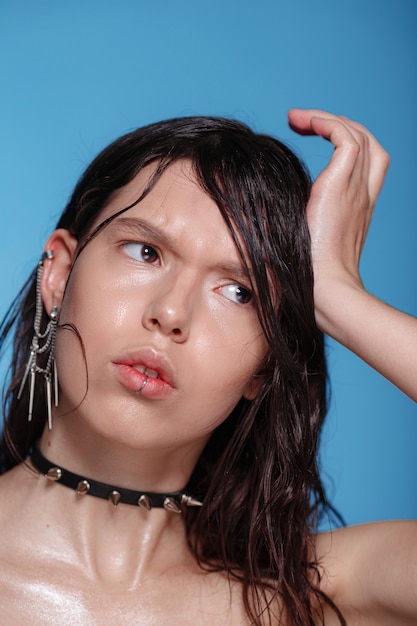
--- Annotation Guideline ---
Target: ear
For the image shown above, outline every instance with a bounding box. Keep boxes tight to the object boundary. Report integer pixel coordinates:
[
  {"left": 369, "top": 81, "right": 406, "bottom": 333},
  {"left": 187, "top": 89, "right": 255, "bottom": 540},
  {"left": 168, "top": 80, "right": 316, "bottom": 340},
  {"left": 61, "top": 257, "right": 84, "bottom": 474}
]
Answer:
[
  {"left": 40, "top": 229, "right": 78, "bottom": 315},
  {"left": 242, "top": 373, "right": 264, "bottom": 401}
]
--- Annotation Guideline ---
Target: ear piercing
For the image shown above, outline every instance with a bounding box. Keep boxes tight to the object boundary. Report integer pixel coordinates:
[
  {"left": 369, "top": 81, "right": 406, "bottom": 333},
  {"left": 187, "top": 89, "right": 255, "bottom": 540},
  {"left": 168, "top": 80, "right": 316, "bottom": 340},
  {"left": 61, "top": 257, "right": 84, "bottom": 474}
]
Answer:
[{"left": 18, "top": 250, "right": 59, "bottom": 430}]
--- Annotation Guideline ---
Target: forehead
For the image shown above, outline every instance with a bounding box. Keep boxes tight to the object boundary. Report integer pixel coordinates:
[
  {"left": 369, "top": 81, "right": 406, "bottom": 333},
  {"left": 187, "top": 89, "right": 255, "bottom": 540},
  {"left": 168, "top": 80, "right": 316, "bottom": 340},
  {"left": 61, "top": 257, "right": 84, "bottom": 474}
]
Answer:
[
  {"left": 108, "top": 161, "right": 190, "bottom": 213},
  {"left": 99, "top": 160, "right": 210, "bottom": 221},
  {"left": 95, "top": 160, "right": 251, "bottom": 269},
  {"left": 88, "top": 160, "right": 252, "bottom": 275}
]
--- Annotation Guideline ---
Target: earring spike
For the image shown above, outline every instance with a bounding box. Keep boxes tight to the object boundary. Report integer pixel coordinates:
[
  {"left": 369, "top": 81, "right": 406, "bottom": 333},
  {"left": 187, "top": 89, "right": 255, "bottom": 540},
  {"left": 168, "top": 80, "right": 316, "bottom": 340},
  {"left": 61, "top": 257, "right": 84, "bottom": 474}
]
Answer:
[{"left": 17, "top": 251, "right": 59, "bottom": 430}]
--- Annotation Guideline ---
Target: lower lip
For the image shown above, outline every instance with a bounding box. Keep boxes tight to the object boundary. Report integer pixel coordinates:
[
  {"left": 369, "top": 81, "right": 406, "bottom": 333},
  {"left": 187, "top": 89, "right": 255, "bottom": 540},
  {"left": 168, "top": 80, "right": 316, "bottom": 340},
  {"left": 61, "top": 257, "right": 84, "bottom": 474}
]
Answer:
[{"left": 112, "top": 364, "right": 175, "bottom": 399}]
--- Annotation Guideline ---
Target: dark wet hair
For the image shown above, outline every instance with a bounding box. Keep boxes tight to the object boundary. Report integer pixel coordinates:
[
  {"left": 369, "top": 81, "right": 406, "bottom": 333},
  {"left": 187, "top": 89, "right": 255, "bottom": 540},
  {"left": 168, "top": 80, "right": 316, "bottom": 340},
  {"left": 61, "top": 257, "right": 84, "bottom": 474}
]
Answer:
[{"left": 0, "top": 117, "right": 344, "bottom": 625}]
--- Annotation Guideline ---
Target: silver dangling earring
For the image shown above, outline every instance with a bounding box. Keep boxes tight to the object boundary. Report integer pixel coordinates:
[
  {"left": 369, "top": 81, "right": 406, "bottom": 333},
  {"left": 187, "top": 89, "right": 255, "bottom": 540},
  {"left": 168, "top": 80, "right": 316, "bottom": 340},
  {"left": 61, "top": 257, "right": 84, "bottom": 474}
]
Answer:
[{"left": 17, "top": 250, "right": 59, "bottom": 430}]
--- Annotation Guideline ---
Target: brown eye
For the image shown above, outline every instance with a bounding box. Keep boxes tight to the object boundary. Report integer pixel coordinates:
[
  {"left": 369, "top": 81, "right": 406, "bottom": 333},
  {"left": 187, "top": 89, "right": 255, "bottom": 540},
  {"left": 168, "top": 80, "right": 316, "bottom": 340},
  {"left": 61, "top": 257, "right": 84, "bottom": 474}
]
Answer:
[
  {"left": 140, "top": 245, "right": 159, "bottom": 263},
  {"left": 221, "top": 284, "right": 252, "bottom": 305},
  {"left": 124, "top": 242, "right": 159, "bottom": 264}
]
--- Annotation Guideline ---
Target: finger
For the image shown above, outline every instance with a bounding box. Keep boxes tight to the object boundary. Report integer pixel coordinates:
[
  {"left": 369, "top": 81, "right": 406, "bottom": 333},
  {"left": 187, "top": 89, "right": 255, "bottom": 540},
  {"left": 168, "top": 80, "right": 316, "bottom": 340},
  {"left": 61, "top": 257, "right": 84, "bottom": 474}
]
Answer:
[
  {"left": 290, "top": 110, "right": 370, "bottom": 161},
  {"left": 289, "top": 112, "right": 366, "bottom": 175},
  {"left": 288, "top": 108, "right": 342, "bottom": 135},
  {"left": 337, "top": 117, "right": 371, "bottom": 200},
  {"left": 338, "top": 116, "right": 390, "bottom": 200},
  {"left": 305, "top": 117, "right": 372, "bottom": 238},
  {"left": 307, "top": 115, "right": 365, "bottom": 183},
  {"left": 289, "top": 110, "right": 389, "bottom": 201},
  {"left": 292, "top": 111, "right": 378, "bottom": 210}
]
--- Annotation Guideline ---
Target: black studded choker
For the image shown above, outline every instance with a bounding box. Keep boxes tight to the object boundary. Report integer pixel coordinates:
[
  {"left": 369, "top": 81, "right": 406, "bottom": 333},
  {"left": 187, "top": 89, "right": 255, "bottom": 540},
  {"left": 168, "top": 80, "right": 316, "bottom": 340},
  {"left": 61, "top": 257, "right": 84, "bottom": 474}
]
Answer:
[{"left": 30, "top": 445, "right": 203, "bottom": 513}]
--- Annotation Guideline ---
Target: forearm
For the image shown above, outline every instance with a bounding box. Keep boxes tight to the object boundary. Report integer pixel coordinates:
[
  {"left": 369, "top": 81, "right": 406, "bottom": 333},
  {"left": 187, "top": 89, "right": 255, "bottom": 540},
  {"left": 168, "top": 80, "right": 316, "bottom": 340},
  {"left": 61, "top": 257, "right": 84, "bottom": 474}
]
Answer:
[{"left": 315, "top": 281, "right": 417, "bottom": 402}]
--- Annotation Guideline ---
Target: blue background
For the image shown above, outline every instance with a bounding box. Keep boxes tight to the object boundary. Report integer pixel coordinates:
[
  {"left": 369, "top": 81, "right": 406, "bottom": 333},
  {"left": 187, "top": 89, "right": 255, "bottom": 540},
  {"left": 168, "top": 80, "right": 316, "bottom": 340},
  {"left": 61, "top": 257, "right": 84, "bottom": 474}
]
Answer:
[{"left": 1, "top": 0, "right": 416, "bottom": 526}]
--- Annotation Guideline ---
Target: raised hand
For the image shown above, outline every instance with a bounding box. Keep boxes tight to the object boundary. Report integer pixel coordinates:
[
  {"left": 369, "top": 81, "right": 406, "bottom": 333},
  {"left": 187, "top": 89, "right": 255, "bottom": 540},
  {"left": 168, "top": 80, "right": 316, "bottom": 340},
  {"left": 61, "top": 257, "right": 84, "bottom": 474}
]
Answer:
[{"left": 288, "top": 109, "right": 417, "bottom": 402}]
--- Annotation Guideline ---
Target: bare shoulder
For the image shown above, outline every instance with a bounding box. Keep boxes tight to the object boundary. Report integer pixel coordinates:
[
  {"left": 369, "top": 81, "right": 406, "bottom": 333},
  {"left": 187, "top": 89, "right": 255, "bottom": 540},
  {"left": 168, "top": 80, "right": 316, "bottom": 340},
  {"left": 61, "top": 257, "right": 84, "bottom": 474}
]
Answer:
[
  {"left": 314, "top": 521, "right": 417, "bottom": 625},
  {"left": 315, "top": 519, "right": 417, "bottom": 570}
]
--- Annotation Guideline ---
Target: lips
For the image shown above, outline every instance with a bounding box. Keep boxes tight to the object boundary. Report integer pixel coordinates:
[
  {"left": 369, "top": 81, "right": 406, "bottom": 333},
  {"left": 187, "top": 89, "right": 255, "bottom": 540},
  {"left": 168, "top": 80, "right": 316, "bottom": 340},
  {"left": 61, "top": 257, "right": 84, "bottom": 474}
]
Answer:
[
  {"left": 112, "top": 347, "right": 177, "bottom": 395},
  {"left": 132, "top": 364, "right": 160, "bottom": 379}
]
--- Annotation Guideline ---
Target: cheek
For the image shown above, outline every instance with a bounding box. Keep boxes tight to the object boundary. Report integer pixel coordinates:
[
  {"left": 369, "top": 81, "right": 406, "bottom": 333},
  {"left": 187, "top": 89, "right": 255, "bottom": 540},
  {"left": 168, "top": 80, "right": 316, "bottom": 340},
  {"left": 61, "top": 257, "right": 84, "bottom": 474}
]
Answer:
[
  {"left": 60, "top": 262, "right": 131, "bottom": 335},
  {"left": 186, "top": 341, "right": 266, "bottom": 436},
  {"left": 192, "top": 329, "right": 267, "bottom": 400},
  {"left": 54, "top": 267, "right": 119, "bottom": 386}
]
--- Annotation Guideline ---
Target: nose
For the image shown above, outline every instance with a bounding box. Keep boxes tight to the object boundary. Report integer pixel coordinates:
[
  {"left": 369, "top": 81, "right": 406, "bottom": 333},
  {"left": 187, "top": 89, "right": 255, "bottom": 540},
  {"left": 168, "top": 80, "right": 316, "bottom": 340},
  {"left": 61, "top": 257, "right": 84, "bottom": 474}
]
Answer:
[{"left": 141, "top": 274, "right": 193, "bottom": 342}]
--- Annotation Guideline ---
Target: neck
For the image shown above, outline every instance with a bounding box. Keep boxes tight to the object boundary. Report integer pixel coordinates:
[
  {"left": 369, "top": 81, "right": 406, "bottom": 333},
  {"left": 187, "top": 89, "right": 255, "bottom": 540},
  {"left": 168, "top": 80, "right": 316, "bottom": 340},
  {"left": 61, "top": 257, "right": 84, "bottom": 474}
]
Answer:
[
  {"left": 23, "top": 464, "right": 196, "bottom": 586},
  {"left": 30, "top": 444, "right": 203, "bottom": 512},
  {"left": 31, "top": 415, "right": 206, "bottom": 582},
  {"left": 23, "top": 436, "right": 202, "bottom": 587},
  {"left": 39, "top": 414, "right": 206, "bottom": 493}
]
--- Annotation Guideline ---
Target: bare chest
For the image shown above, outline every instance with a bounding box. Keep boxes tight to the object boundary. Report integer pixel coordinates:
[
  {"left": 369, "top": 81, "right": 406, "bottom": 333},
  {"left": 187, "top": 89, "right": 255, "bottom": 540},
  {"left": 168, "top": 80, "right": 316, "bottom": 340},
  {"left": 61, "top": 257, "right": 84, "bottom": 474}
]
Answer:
[{"left": 0, "top": 561, "right": 249, "bottom": 626}]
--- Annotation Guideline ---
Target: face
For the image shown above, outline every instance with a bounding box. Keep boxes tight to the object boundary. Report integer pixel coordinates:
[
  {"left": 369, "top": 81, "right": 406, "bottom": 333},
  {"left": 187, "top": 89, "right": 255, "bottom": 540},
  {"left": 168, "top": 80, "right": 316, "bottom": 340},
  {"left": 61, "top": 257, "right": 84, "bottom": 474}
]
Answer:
[{"left": 52, "top": 161, "right": 268, "bottom": 462}]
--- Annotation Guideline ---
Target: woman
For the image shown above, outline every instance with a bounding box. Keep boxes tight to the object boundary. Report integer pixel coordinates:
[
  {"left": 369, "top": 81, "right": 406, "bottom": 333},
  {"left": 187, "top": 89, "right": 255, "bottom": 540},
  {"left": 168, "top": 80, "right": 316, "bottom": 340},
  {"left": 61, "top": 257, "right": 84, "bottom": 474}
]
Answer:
[{"left": 0, "top": 109, "right": 415, "bottom": 625}]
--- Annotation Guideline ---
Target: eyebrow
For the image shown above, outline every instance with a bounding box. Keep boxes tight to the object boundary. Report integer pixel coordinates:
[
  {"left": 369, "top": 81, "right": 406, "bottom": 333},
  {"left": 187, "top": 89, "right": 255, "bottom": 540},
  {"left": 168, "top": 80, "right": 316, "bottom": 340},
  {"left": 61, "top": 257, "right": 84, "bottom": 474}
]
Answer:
[
  {"left": 110, "top": 216, "right": 254, "bottom": 285},
  {"left": 110, "top": 216, "right": 172, "bottom": 249}
]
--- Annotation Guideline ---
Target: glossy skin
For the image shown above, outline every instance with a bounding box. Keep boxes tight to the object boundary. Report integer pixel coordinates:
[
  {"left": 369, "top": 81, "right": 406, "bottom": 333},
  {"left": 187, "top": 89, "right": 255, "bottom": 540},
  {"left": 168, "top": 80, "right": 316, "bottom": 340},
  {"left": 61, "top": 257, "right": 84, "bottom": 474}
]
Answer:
[
  {"left": 0, "top": 110, "right": 416, "bottom": 625},
  {"left": 38, "top": 160, "right": 267, "bottom": 491}
]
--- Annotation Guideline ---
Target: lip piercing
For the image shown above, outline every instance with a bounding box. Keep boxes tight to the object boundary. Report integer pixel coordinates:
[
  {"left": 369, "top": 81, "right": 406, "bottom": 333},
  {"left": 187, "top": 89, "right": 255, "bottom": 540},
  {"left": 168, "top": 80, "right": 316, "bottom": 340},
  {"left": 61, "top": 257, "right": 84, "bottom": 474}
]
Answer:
[{"left": 136, "top": 376, "right": 148, "bottom": 394}]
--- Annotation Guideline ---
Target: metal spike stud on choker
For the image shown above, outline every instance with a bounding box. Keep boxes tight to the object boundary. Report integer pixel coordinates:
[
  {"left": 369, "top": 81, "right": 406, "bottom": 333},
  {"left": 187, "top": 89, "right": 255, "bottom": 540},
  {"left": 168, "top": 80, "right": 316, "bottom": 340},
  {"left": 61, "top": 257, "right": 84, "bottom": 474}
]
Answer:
[{"left": 30, "top": 446, "right": 203, "bottom": 512}]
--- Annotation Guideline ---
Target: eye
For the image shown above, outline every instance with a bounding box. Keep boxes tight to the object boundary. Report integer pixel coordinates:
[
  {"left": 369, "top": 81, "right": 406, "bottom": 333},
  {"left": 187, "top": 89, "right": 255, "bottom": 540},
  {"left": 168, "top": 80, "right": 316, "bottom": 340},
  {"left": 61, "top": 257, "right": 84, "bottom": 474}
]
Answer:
[
  {"left": 123, "top": 242, "right": 159, "bottom": 264},
  {"left": 220, "top": 284, "right": 252, "bottom": 306}
]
